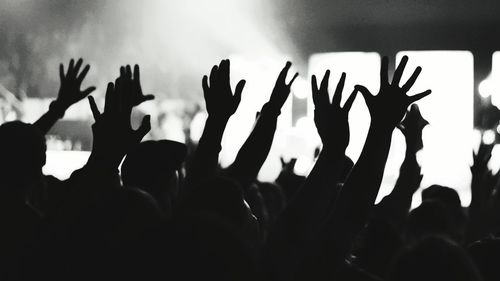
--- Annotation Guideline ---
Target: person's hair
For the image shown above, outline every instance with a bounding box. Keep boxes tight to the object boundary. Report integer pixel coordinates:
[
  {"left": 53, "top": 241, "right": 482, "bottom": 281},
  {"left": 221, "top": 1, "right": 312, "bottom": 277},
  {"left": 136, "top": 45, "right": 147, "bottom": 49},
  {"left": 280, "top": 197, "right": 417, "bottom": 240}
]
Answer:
[{"left": 0, "top": 121, "right": 46, "bottom": 191}]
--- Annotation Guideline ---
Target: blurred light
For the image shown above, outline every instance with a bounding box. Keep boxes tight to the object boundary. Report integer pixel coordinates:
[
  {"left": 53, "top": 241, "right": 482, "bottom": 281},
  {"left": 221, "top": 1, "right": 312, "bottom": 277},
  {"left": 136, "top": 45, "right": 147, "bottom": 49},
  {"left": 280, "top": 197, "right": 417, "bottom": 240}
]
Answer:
[
  {"left": 294, "top": 156, "right": 313, "bottom": 176},
  {"left": 483, "top": 129, "right": 496, "bottom": 145},
  {"left": 397, "top": 51, "right": 474, "bottom": 207},
  {"left": 190, "top": 112, "right": 207, "bottom": 143},
  {"left": 291, "top": 77, "right": 309, "bottom": 99},
  {"left": 43, "top": 151, "right": 90, "bottom": 180},
  {"left": 479, "top": 78, "right": 493, "bottom": 98}
]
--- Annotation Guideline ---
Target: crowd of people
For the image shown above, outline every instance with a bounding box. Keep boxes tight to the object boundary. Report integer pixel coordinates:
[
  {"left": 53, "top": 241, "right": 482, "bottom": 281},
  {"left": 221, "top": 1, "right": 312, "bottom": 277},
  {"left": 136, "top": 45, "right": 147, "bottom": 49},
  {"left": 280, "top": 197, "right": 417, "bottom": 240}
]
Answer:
[{"left": 0, "top": 55, "right": 498, "bottom": 281}]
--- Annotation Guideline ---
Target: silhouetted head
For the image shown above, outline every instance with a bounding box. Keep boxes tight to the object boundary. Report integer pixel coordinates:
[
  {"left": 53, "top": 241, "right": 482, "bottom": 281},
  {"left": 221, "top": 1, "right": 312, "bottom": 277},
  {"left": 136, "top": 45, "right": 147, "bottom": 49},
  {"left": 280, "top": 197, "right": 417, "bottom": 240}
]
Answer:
[
  {"left": 350, "top": 218, "right": 403, "bottom": 279},
  {"left": 140, "top": 212, "right": 257, "bottom": 281},
  {"left": 0, "top": 121, "right": 46, "bottom": 198},
  {"left": 387, "top": 236, "right": 482, "bottom": 281},
  {"left": 258, "top": 181, "right": 286, "bottom": 224},
  {"left": 121, "top": 140, "right": 186, "bottom": 216},
  {"left": 422, "top": 185, "right": 466, "bottom": 241},
  {"left": 182, "top": 176, "right": 259, "bottom": 248},
  {"left": 468, "top": 237, "right": 500, "bottom": 281},
  {"left": 405, "top": 199, "right": 455, "bottom": 243}
]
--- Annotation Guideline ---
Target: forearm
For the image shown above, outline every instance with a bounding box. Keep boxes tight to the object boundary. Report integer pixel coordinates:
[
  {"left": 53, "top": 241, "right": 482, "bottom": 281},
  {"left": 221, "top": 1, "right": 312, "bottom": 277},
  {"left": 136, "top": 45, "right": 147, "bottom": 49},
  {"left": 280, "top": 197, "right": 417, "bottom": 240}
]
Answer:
[
  {"left": 377, "top": 151, "right": 419, "bottom": 229},
  {"left": 185, "top": 116, "right": 228, "bottom": 189},
  {"left": 34, "top": 101, "right": 66, "bottom": 135},
  {"left": 226, "top": 103, "right": 279, "bottom": 187},
  {"left": 323, "top": 125, "right": 393, "bottom": 263}
]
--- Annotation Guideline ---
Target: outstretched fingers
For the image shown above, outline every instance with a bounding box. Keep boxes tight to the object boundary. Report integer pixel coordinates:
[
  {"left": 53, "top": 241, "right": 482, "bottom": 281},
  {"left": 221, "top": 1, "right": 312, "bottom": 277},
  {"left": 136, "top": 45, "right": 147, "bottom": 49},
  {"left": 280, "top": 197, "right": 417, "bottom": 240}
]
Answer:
[
  {"left": 402, "top": 66, "right": 422, "bottom": 92},
  {"left": 343, "top": 88, "right": 357, "bottom": 112},
  {"left": 392, "top": 55, "right": 408, "bottom": 86},
  {"left": 88, "top": 96, "right": 101, "bottom": 121},
  {"left": 408, "top": 89, "right": 432, "bottom": 104},
  {"left": 332, "top": 72, "right": 346, "bottom": 107}
]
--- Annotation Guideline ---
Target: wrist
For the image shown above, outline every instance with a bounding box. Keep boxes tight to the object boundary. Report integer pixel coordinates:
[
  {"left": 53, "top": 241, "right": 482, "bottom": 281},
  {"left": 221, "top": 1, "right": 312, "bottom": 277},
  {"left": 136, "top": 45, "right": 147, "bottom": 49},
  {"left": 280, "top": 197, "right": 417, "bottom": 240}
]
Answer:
[
  {"left": 369, "top": 122, "right": 395, "bottom": 136},
  {"left": 49, "top": 100, "right": 67, "bottom": 119},
  {"left": 261, "top": 102, "right": 281, "bottom": 117},
  {"left": 320, "top": 145, "right": 346, "bottom": 158}
]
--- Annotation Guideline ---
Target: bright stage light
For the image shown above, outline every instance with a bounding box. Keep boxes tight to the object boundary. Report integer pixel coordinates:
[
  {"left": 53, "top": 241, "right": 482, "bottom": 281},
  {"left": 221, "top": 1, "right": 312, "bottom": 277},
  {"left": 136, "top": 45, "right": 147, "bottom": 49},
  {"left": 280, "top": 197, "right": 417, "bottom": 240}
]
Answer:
[
  {"left": 483, "top": 129, "right": 496, "bottom": 145},
  {"left": 292, "top": 77, "right": 309, "bottom": 99},
  {"left": 479, "top": 78, "right": 493, "bottom": 98},
  {"left": 43, "top": 151, "right": 90, "bottom": 180},
  {"left": 396, "top": 51, "right": 474, "bottom": 207}
]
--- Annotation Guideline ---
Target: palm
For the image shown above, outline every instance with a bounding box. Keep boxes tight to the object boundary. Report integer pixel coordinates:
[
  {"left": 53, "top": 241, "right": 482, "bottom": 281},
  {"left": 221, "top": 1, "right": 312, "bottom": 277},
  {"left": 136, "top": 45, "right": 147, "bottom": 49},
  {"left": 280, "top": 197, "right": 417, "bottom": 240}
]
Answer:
[
  {"left": 356, "top": 55, "right": 432, "bottom": 130},
  {"left": 312, "top": 70, "right": 357, "bottom": 152}
]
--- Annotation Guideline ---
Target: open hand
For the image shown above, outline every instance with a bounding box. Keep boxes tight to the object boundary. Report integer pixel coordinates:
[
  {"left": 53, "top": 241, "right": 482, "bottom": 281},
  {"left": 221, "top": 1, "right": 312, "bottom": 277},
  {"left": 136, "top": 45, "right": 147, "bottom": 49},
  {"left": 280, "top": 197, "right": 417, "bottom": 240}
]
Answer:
[
  {"left": 312, "top": 70, "right": 357, "bottom": 153},
  {"left": 56, "top": 58, "right": 96, "bottom": 110},
  {"left": 202, "top": 59, "right": 245, "bottom": 121},
  {"left": 356, "top": 56, "right": 431, "bottom": 131},
  {"left": 87, "top": 66, "right": 152, "bottom": 169},
  {"left": 119, "top": 64, "right": 155, "bottom": 107}
]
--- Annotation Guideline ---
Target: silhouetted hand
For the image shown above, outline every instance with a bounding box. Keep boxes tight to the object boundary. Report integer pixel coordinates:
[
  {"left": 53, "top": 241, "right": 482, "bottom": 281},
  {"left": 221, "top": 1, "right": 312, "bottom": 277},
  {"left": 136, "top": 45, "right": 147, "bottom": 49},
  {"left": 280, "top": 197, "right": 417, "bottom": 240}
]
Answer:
[
  {"left": 312, "top": 70, "right": 357, "bottom": 153},
  {"left": 87, "top": 66, "right": 153, "bottom": 169},
  {"left": 202, "top": 59, "right": 245, "bottom": 121},
  {"left": 398, "top": 104, "right": 429, "bottom": 153},
  {"left": 54, "top": 58, "right": 96, "bottom": 111},
  {"left": 356, "top": 56, "right": 431, "bottom": 131},
  {"left": 471, "top": 141, "right": 495, "bottom": 203},
  {"left": 472, "top": 141, "right": 494, "bottom": 178},
  {"left": 119, "top": 64, "right": 155, "bottom": 107},
  {"left": 264, "top": 61, "right": 298, "bottom": 115}
]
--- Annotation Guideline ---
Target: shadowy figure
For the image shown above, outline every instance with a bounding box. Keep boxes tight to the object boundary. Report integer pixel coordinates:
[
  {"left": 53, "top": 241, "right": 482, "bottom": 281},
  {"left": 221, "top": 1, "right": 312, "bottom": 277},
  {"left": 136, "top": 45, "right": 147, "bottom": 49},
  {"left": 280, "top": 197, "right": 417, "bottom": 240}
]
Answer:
[
  {"left": 387, "top": 236, "right": 482, "bottom": 281},
  {"left": 312, "top": 55, "right": 431, "bottom": 279},
  {"left": 121, "top": 139, "right": 187, "bottom": 217},
  {"left": 0, "top": 121, "right": 44, "bottom": 280}
]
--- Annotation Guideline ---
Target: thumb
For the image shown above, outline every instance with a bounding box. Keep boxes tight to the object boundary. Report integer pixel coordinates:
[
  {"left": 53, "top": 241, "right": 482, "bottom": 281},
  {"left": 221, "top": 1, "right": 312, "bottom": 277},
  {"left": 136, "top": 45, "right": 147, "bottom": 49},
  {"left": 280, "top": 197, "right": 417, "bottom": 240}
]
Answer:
[
  {"left": 135, "top": 115, "right": 151, "bottom": 141},
  {"left": 88, "top": 96, "right": 101, "bottom": 121},
  {"left": 234, "top": 79, "right": 246, "bottom": 105},
  {"left": 354, "top": 85, "right": 373, "bottom": 106}
]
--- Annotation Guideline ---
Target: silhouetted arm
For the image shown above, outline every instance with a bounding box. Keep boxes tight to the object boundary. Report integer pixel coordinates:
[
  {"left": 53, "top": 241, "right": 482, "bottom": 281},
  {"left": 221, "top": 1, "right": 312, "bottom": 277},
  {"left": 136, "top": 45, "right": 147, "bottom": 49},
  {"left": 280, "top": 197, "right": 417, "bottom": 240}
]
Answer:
[
  {"left": 68, "top": 65, "right": 153, "bottom": 188},
  {"left": 226, "top": 62, "right": 298, "bottom": 188},
  {"left": 320, "top": 56, "right": 432, "bottom": 270},
  {"left": 34, "top": 58, "right": 96, "bottom": 135},
  {"left": 467, "top": 141, "right": 496, "bottom": 242},
  {"left": 376, "top": 104, "right": 426, "bottom": 229},
  {"left": 263, "top": 70, "right": 357, "bottom": 281},
  {"left": 184, "top": 59, "right": 245, "bottom": 190}
]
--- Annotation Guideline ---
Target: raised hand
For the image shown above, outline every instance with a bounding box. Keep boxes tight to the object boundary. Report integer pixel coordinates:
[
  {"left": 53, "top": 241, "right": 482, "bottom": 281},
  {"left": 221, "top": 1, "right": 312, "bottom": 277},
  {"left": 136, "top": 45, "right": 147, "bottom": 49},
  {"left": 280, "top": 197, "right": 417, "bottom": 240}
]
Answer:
[
  {"left": 356, "top": 55, "right": 431, "bottom": 131},
  {"left": 202, "top": 59, "right": 245, "bottom": 121},
  {"left": 398, "top": 104, "right": 429, "bottom": 153},
  {"left": 264, "top": 61, "right": 298, "bottom": 115},
  {"left": 34, "top": 58, "right": 97, "bottom": 134},
  {"left": 87, "top": 66, "right": 153, "bottom": 170},
  {"left": 55, "top": 58, "right": 96, "bottom": 111},
  {"left": 119, "top": 64, "right": 155, "bottom": 107},
  {"left": 312, "top": 70, "right": 357, "bottom": 153}
]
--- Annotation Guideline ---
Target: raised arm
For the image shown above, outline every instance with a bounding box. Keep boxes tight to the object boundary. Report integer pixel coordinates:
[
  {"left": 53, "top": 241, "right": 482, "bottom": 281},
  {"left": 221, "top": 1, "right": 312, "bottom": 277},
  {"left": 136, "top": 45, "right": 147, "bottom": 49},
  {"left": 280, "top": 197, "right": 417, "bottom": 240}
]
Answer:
[
  {"left": 184, "top": 59, "right": 245, "bottom": 190},
  {"left": 321, "top": 56, "right": 432, "bottom": 270},
  {"left": 68, "top": 65, "right": 153, "bottom": 188},
  {"left": 263, "top": 70, "right": 357, "bottom": 281},
  {"left": 376, "top": 104, "right": 427, "bottom": 230},
  {"left": 226, "top": 61, "right": 298, "bottom": 188},
  {"left": 467, "top": 141, "right": 496, "bottom": 242},
  {"left": 285, "top": 70, "right": 357, "bottom": 233},
  {"left": 34, "top": 58, "right": 96, "bottom": 135}
]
